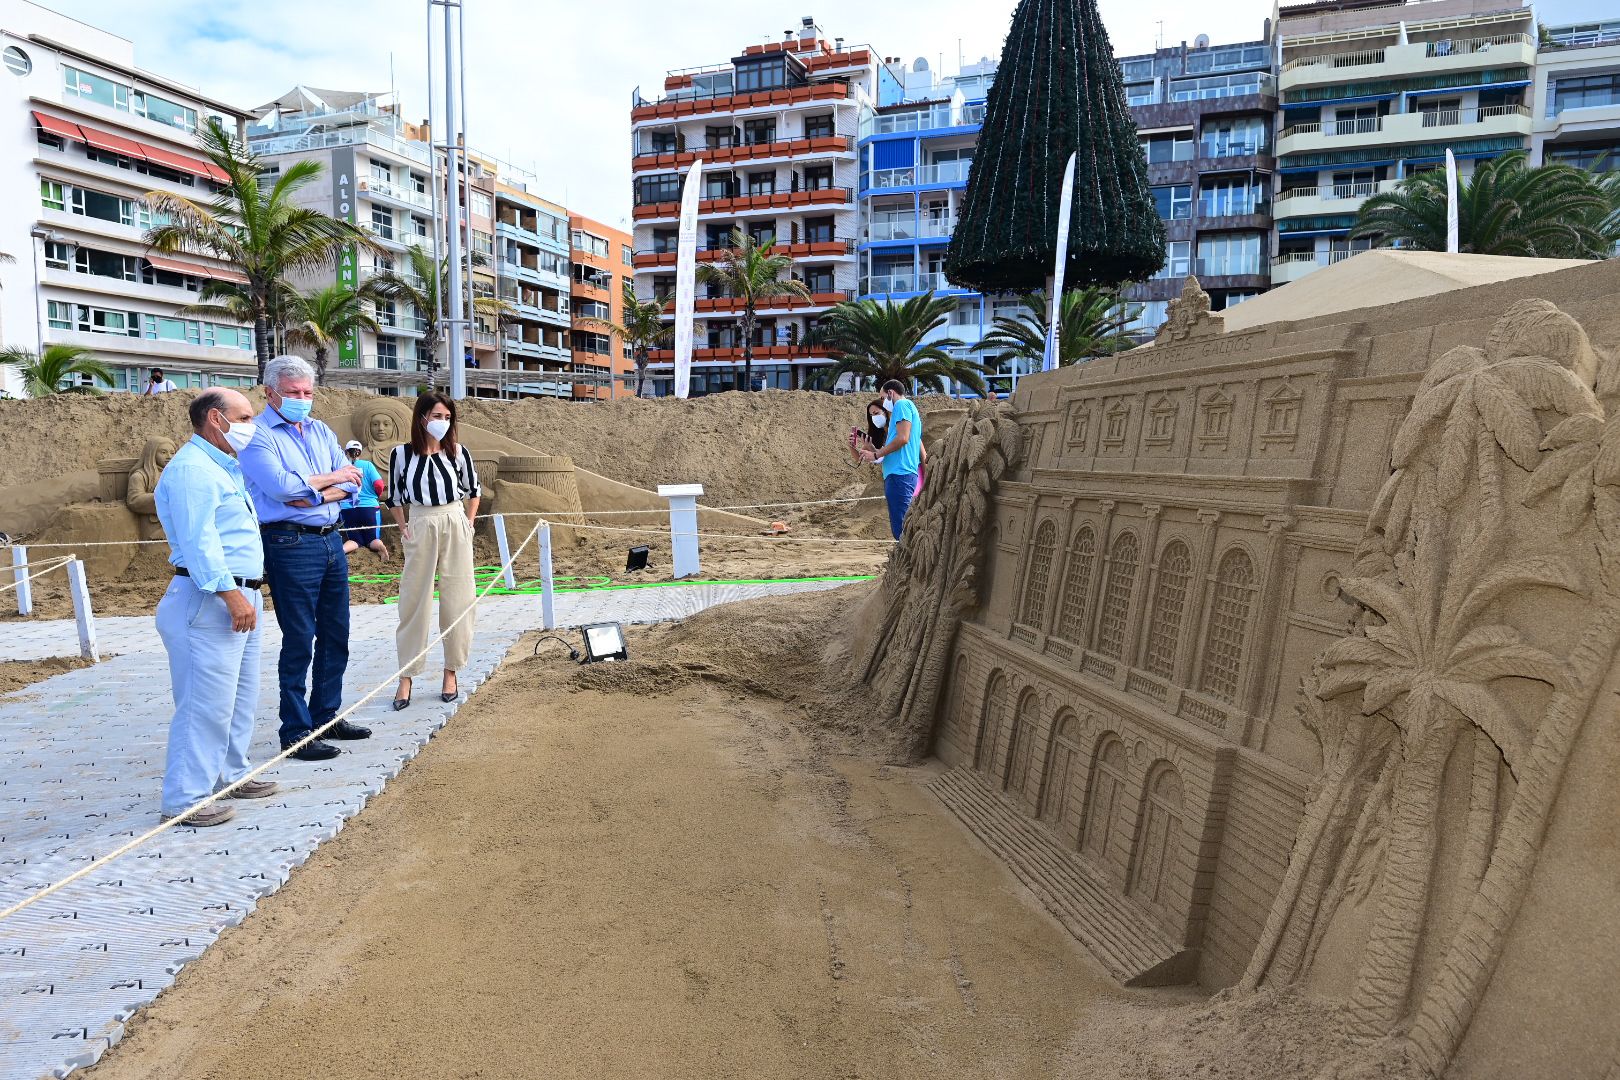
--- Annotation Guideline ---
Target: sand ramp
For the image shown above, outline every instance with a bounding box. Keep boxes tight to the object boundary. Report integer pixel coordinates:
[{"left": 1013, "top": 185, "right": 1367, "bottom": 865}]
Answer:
[{"left": 928, "top": 766, "right": 1193, "bottom": 987}]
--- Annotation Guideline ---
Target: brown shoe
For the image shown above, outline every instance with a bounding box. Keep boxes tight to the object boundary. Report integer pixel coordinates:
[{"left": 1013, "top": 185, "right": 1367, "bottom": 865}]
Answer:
[
  {"left": 161, "top": 804, "right": 236, "bottom": 827},
  {"left": 222, "top": 779, "right": 279, "bottom": 800}
]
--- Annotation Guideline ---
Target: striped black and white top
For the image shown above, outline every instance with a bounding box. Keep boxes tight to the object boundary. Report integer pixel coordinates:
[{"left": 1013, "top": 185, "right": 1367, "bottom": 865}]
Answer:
[{"left": 386, "top": 443, "right": 482, "bottom": 507}]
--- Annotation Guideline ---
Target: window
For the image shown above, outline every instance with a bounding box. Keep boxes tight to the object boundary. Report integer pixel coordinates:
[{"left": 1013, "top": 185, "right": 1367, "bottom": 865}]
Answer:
[
  {"left": 804, "top": 266, "right": 834, "bottom": 293},
  {"left": 3, "top": 46, "right": 31, "bottom": 76},
  {"left": 571, "top": 230, "right": 609, "bottom": 258},
  {"left": 1185, "top": 43, "right": 1270, "bottom": 73},
  {"left": 1054, "top": 526, "right": 1097, "bottom": 643},
  {"left": 133, "top": 90, "right": 197, "bottom": 132},
  {"left": 47, "top": 300, "right": 72, "bottom": 330},
  {"left": 411, "top": 172, "right": 428, "bottom": 196},
  {"left": 804, "top": 114, "right": 835, "bottom": 138},
  {"left": 40, "top": 179, "right": 65, "bottom": 211},
  {"left": 63, "top": 65, "right": 128, "bottom": 111},
  {"left": 1197, "top": 232, "right": 1262, "bottom": 277},
  {"left": 652, "top": 228, "right": 678, "bottom": 254},
  {"left": 705, "top": 124, "right": 737, "bottom": 149},
  {"left": 1199, "top": 179, "right": 1263, "bottom": 217},
  {"left": 1200, "top": 549, "right": 1257, "bottom": 702},
  {"left": 376, "top": 338, "right": 399, "bottom": 368},
  {"left": 1021, "top": 521, "right": 1058, "bottom": 628},
  {"left": 471, "top": 191, "right": 492, "bottom": 217},
  {"left": 43, "top": 241, "right": 71, "bottom": 270},
  {"left": 743, "top": 118, "right": 776, "bottom": 145},
  {"left": 1096, "top": 533, "right": 1140, "bottom": 660},
  {"left": 1126, "top": 82, "right": 1157, "bottom": 106},
  {"left": 748, "top": 223, "right": 775, "bottom": 247},
  {"left": 705, "top": 224, "right": 733, "bottom": 248},
  {"left": 77, "top": 248, "right": 138, "bottom": 282},
  {"left": 747, "top": 170, "right": 776, "bottom": 196},
  {"left": 735, "top": 56, "right": 788, "bottom": 93},
  {"left": 1169, "top": 71, "right": 1269, "bottom": 101},
  {"left": 1081, "top": 735, "right": 1128, "bottom": 860},
  {"left": 621, "top": 244, "right": 634, "bottom": 266},
  {"left": 1547, "top": 141, "right": 1620, "bottom": 172},
  {"left": 704, "top": 172, "right": 736, "bottom": 199},
  {"left": 1156, "top": 240, "right": 1192, "bottom": 279},
  {"left": 803, "top": 164, "right": 834, "bottom": 191},
  {"left": 1151, "top": 184, "right": 1191, "bottom": 220},
  {"left": 370, "top": 161, "right": 392, "bottom": 183},
  {"left": 1120, "top": 58, "right": 1154, "bottom": 80},
  {"left": 1143, "top": 541, "right": 1192, "bottom": 679},
  {"left": 635, "top": 172, "right": 681, "bottom": 205},
  {"left": 804, "top": 216, "right": 835, "bottom": 243},
  {"left": 650, "top": 129, "right": 678, "bottom": 153},
  {"left": 1200, "top": 116, "right": 1268, "bottom": 158},
  {"left": 1141, "top": 133, "right": 1194, "bottom": 163},
  {"left": 370, "top": 206, "right": 393, "bottom": 240},
  {"left": 1550, "top": 73, "right": 1620, "bottom": 116}
]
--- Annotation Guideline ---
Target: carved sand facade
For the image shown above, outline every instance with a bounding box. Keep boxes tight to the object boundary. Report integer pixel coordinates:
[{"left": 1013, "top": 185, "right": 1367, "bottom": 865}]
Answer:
[{"left": 863, "top": 259, "right": 1620, "bottom": 1075}]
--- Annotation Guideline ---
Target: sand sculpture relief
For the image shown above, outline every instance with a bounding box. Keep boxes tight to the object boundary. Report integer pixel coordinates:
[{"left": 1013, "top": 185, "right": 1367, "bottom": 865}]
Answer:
[{"left": 859, "top": 264, "right": 1620, "bottom": 1075}]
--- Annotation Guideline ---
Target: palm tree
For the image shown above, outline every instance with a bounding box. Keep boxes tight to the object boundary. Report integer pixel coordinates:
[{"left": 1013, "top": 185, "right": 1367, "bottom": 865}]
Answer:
[
  {"left": 0, "top": 344, "right": 114, "bottom": 396},
  {"left": 1349, "top": 151, "right": 1620, "bottom": 258},
  {"left": 362, "top": 244, "right": 514, "bottom": 377},
  {"left": 974, "top": 287, "right": 1139, "bottom": 370},
  {"left": 145, "top": 118, "right": 380, "bottom": 382},
  {"left": 694, "top": 227, "right": 811, "bottom": 391},
  {"left": 578, "top": 280, "right": 672, "bottom": 397},
  {"left": 811, "top": 293, "right": 988, "bottom": 395},
  {"left": 282, "top": 284, "right": 382, "bottom": 384}
]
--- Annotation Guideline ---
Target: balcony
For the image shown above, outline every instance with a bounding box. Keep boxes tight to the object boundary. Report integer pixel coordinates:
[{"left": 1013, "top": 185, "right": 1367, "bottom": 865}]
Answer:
[
  {"left": 864, "top": 160, "right": 972, "bottom": 192},
  {"left": 376, "top": 311, "right": 429, "bottom": 334},
  {"left": 1277, "top": 104, "right": 1531, "bottom": 156},
  {"left": 359, "top": 176, "right": 434, "bottom": 212},
  {"left": 250, "top": 123, "right": 433, "bottom": 167},
  {"left": 679, "top": 289, "right": 852, "bottom": 316},
  {"left": 632, "top": 134, "right": 855, "bottom": 173},
  {"left": 633, "top": 185, "right": 851, "bottom": 221},
  {"left": 1270, "top": 248, "right": 1361, "bottom": 284},
  {"left": 1279, "top": 32, "right": 1535, "bottom": 92},
  {"left": 632, "top": 238, "right": 853, "bottom": 269},
  {"left": 858, "top": 102, "right": 986, "bottom": 139},
  {"left": 645, "top": 343, "right": 809, "bottom": 363},
  {"left": 631, "top": 80, "right": 853, "bottom": 125},
  {"left": 859, "top": 272, "right": 961, "bottom": 296},
  {"left": 1275, "top": 179, "right": 1401, "bottom": 219},
  {"left": 1192, "top": 259, "right": 1269, "bottom": 289}
]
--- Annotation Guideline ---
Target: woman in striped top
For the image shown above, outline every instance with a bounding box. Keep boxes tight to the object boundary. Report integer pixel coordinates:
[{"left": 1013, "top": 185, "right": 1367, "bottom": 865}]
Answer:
[{"left": 386, "top": 391, "right": 481, "bottom": 710}]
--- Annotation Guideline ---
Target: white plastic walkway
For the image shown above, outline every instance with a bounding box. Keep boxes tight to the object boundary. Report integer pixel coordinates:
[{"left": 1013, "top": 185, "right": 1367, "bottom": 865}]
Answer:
[{"left": 0, "top": 581, "right": 847, "bottom": 1079}]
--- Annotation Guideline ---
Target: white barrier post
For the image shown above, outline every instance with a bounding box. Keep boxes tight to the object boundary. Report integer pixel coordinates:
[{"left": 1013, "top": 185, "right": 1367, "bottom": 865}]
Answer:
[
  {"left": 65, "top": 559, "right": 98, "bottom": 662},
  {"left": 11, "top": 546, "right": 31, "bottom": 617},
  {"left": 658, "top": 483, "right": 704, "bottom": 580},
  {"left": 492, "top": 513, "right": 516, "bottom": 590},
  {"left": 538, "top": 522, "right": 556, "bottom": 630}
]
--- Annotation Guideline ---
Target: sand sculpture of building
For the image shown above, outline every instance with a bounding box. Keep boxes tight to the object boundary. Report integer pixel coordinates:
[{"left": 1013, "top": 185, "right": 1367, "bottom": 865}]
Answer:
[{"left": 856, "top": 257, "right": 1620, "bottom": 1077}]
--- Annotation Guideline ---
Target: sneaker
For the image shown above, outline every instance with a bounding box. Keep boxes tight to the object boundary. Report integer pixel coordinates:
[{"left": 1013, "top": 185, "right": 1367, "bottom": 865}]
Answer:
[
  {"left": 221, "top": 779, "right": 279, "bottom": 800},
  {"left": 161, "top": 805, "right": 236, "bottom": 827}
]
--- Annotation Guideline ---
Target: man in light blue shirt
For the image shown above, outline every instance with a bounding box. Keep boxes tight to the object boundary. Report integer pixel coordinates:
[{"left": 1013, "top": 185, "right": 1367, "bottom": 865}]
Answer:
[
  {"left": 237, "top": 355, "right": 369, "bottom": 761},
  {"left": 861, "top": 378, "right": 924, "bottom": 539},
  {"left": 154, "top": 388, "right": 278, "bottom": 827}
]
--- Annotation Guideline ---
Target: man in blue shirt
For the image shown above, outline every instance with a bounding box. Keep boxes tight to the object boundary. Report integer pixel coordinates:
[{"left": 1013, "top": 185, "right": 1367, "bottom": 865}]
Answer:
[
  {"left": 860, "top": 379, "right": 924, "bottom": 539},
  {"left": 237, "top": 355, "right": 370, "bottom": 761},
  {"left": 154, "top": 388, "right": 279, "bottom": 827}
]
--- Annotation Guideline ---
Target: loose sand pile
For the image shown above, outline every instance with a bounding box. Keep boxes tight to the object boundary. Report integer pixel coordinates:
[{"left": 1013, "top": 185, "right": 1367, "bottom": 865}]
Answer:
[{"left": 0, "top": 655, "right": 93, "bottom": 697}]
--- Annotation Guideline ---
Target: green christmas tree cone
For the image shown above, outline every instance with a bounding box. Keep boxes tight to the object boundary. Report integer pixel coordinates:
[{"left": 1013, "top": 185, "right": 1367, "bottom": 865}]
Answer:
[{"left": 946, "top": 0, "right": 1166, "bottom": 292}]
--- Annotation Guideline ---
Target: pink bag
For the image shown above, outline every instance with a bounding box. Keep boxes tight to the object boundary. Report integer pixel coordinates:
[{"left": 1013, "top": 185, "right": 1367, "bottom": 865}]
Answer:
[{"left": 913, "top": 466, "right": 925, "bottom": 498}]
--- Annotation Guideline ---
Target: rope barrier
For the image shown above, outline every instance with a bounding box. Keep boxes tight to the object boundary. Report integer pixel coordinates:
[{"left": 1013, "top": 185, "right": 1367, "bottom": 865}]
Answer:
[
  {"left": 0, "top": 555, "right": 76, "bottom": 594},
  {"left": 546, "top": 519, "right": 896, "bottom": 545},
  {"left": 0, "top": 518, "right": 545, "bottom": 924}
]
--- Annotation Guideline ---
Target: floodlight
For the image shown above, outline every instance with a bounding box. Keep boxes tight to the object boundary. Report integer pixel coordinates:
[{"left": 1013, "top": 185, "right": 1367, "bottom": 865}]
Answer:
[
  {"left": 580, "top": 622, "right": 628, "bottom": 664},
  {"left": 626, "top": 545, "right": 650, "bottom": 572}
]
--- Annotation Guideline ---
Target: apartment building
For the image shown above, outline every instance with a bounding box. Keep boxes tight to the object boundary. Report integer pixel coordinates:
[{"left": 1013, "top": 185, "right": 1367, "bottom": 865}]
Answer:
[
  {"left": 1119, "top": 34, "right": 1278, "bottom": 334},
  {"left": 490, "top": 182, "right": 571, "bottom": 397},
  {"left": 1272, "top": 0, "right": 1535, "bottom": 284},
  {"left": 568, "top": 213, "right": 635, "bottom": 399},
  {"left": 631, "top": 16, "right": 877, "bottom": 393},
  {"left": 0, "top": 1, "right": 255, "bottom": 398},
  {"left": 1530, "top": 20, "right": 1620, "bottom": 171},
  {"left": 857, "top": 57, "right": 1002, "bottom": 386}
]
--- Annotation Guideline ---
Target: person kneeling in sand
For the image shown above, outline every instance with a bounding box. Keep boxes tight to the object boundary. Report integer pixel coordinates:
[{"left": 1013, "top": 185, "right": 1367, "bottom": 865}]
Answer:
[
  {"left": 339, "top": 440, "right": 389, "bottom": 562},
  {"left": 152, "top": 389, "right": 278, "bottom": 827}
]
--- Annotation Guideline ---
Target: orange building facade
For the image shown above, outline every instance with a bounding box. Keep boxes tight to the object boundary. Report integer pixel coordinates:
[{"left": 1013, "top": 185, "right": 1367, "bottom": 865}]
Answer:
[{"left": 568, "top": 213, "right": 635, "bottom": 399}]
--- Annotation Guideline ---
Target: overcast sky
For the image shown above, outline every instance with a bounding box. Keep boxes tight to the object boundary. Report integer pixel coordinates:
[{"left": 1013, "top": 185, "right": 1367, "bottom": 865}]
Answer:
[{"left": 32, "top": 0, "right": 1619, "bottom": 226}]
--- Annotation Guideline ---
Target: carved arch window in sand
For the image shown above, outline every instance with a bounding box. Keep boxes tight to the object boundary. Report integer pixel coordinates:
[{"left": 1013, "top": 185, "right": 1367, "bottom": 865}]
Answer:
[
  {"left": 1020, "top": 520, "right": 1059, "bottom": 630},
  {"left": 1003, "top": 689, "right": 1040, "bottom": 797},
  {"left": 1081, "top": 733, "right": 1128, "bottom": 863},
  {"left": 1053, "top": 526, "right": 1097, "bottom": 643},
  {"left": 974, "top": 671, "right": 1009, "bottom": 773},
  {"left": 1261, "top": 378, "right": 1303, "bottom": 448},
  {"left": 1145, "top": 394, "right": 1178, "bottom": 447},
  {"left": 1199, "top": 547, "right": 1257, "bottom": 703},
  {"left": 1128, "top": 761, "right": 1186, "bottom": 912},
  {"left": 1198, "top": 387, "right": 1233, "bottom": 449},
  {"left": 1143, "top": 540, "right": 1193, "bottom": 679},
  {"left": 1039, "top": 710, "right": 1083, "bottom": 840},
  {"left": 1096, "top": 532, "right": 1141, "bottom": 660},
  {"left": 1102, "top": 400, "right": 1130, "bottom": 448}
]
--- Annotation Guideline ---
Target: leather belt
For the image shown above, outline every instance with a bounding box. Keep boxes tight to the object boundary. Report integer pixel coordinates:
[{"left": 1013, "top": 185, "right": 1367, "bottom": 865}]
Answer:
[
  {"left": 261, "top": 522, "right": 338, "bottom": 535},
  {"left": 175, "top": 567, "right": 266, "bottom": 590}
]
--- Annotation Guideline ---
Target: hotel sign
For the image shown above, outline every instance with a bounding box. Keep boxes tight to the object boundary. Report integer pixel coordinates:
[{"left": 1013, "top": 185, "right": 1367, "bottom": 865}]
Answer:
[{"left": 333, "top": 147, "right": 360, "bottom": 368}]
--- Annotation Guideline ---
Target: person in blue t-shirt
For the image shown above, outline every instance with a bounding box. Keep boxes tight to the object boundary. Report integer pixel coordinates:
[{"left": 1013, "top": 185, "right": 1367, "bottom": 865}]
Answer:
[
  {"left": 339, "top": 439, "right": 389, "bottom": 560},
  {"left": 859, "top": 378, "right": 924, "bottom": 539}
]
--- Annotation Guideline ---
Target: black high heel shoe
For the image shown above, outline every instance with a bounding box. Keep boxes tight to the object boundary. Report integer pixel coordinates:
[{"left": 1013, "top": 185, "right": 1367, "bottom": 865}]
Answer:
[
  {"left": 440, "top": 673, "right": 458, "bottom": 703},
  {"left": 393, "top": 679, "right": 411, "bottom": 711}
]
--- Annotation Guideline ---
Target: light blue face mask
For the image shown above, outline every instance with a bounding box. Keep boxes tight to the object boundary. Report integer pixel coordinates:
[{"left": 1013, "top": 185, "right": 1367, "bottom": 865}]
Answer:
[{"left": 276, "top": 397, "right": 312, "bottom": 423}]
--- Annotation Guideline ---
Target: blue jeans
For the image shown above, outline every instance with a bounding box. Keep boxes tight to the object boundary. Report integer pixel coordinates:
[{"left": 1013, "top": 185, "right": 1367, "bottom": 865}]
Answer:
[
  {"left": 155, "top": 579, "right": 263, "bottom": 815},
  {"left": 884, "top": 472, "right": 918, "bottom": 539},
  {"left": 262, "top": 528, "right": 351, "bottom": 746}
]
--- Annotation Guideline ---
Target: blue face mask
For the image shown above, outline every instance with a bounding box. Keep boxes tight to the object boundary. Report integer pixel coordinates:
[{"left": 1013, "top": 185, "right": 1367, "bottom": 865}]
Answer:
[{"left": 276, "top": 397, "right": 312, "bottom": 423}]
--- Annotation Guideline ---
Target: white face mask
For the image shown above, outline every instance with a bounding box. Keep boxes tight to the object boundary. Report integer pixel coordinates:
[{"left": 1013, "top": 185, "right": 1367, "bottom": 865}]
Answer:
[
  {"left": 871, "top": 413, "right": 887, "bottom": 429},
  {"left": 425, "top": 418, "right": 452, "bottom": 442},
  {"left": 882, "top": 398, "right": 895, "bottom": 413},
  {"left": 220, "top": 417, "right": 257, "bottom": 453}
]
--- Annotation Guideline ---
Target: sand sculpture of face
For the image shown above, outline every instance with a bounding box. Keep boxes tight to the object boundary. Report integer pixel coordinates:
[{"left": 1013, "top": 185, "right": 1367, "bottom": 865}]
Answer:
[
  {"left": 347, "top": 398, "right": 413, "bottom": 470},
  {"left": 131, "top": 436, "right": 177, "bottom": 495}
]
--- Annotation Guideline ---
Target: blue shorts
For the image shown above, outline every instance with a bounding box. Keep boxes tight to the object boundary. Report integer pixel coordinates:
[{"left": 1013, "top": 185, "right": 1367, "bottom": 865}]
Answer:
[{"left": 340, "top": 506, "right": 381, "bottom": 545}]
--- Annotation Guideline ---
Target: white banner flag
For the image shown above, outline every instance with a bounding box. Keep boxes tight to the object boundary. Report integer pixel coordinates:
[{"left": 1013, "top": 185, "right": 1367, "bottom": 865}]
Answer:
[
  {"left": 1043, "top": 152, "right": 1078, "bottom": 373},
  {"left": 672, "top": 158, "right": 703, "bottom": 399},
  {"left": 1445, "top": 149, "right": 1459, "bottom": 255}
]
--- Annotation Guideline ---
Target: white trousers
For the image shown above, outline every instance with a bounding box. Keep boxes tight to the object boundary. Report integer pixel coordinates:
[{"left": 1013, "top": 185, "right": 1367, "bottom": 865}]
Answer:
[
  {"left": 396, "top": 501, "right": 477, "bottom": 677},
  {"left": 155, "top": 578, "right": 263, "bottom": 816}
]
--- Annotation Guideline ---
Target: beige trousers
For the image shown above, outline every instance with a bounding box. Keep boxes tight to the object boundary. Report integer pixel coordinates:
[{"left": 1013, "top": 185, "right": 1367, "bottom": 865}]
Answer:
[{"left": 395, "top": 501, "right": 476, "bottom": 677}]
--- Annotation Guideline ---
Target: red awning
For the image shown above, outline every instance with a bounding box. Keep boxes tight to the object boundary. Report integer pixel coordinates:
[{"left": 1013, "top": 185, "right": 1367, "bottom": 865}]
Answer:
[
  {"left": 32, "top": 110, "right": 85, "bottom": 141},
  {"left": 79, "top": 125, "right": 148, "bottom": 160},
  {"left": 138, "top": 142, "right": 214, "bottom": 181},
  {"left": 203, "top": 162, "right": 230, "bottom": 184},
  {"left": 144, "top": 255, "right": 248, "bottom": 285}
]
